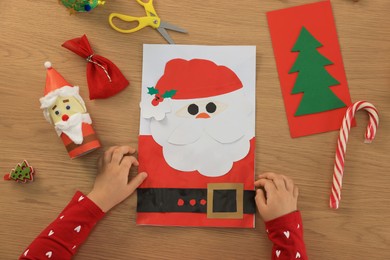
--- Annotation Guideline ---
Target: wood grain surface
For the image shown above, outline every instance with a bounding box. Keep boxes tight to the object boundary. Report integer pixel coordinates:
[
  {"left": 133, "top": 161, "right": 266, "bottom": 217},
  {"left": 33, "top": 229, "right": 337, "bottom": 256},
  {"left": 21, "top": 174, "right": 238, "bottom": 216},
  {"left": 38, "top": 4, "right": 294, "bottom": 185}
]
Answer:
[{"left": 0, "top": 0, "right": 389, "bottom": 259}]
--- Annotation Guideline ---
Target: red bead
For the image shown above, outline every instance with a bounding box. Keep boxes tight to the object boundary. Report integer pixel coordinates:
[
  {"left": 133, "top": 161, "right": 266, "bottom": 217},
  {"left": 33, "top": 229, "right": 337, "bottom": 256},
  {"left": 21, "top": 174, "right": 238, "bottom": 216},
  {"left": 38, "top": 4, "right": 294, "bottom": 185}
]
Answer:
[
  {"left": 189, "top": 199, "right": 196, "bottom": 206},
  {"left": 200, "top": 199, "right": 207, "bottom": 205}
]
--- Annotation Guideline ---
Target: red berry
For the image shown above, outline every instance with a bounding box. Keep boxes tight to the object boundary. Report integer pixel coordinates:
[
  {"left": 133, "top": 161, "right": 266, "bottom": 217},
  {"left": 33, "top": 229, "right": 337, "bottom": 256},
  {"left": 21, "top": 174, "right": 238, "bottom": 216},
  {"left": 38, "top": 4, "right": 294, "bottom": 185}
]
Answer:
[
  {"left": 151, "top": 98, "right": 159, "bottom": 106},
  {"left": 151, "top": 94, "right": 164, "bottom": 106},
  {"left": 156, "top": 94, "right": 164, "bottom": 101}
]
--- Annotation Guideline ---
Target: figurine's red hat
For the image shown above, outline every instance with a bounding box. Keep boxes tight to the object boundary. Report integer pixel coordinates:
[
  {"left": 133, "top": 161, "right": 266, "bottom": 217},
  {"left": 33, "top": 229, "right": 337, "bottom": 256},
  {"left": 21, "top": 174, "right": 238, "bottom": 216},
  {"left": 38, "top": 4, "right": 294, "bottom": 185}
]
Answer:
[{"left": 43, "top": 61, "right": 71, "bottom": 96}]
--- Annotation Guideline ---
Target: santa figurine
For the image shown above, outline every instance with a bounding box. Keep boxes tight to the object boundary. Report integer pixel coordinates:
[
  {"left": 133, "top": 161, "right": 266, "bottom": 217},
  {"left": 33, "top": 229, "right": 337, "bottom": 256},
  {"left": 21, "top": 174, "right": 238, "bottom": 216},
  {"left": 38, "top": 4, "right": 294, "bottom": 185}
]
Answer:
[
  {"left": 40, "top": 61, "right": 101, "bottom": 159},
  {"left": 138, "top": 58, "right": 256, "bottom": 227}
]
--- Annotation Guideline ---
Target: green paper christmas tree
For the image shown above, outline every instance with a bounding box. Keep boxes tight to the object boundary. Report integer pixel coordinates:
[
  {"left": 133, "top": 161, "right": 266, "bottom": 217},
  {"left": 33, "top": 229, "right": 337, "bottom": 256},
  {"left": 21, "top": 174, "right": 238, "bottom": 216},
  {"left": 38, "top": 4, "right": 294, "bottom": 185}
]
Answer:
[
  {"left": 289, "top": 27, "right": 346, "bottom": 116},
  {"left": 4, "top": 160, "right": 34, "bottom": 183}
]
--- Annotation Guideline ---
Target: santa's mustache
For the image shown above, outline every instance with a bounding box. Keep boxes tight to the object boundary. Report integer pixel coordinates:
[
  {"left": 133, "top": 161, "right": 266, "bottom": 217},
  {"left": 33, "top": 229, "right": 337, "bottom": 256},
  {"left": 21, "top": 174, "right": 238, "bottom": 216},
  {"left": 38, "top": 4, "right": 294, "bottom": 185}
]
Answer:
[
  {"left": 167, "top": 117, "right": 245, "bottom": 146},
  {"left": 54, "top": 113, "right": 92, "bottom": 144},
  {"left": 55, "top": 113, "right": 91, "bottom": 129}
]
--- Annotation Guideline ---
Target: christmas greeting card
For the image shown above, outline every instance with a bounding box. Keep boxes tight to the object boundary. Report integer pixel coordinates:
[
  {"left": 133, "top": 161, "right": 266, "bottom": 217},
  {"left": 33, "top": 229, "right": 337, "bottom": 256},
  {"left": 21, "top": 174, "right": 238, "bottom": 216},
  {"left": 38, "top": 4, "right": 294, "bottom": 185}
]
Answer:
[
  {"left": 137, "top": 45, "right": 256, "bottom": 228},
  {"left": 267, "top": 0, "right": 354, "bottom": 138}
]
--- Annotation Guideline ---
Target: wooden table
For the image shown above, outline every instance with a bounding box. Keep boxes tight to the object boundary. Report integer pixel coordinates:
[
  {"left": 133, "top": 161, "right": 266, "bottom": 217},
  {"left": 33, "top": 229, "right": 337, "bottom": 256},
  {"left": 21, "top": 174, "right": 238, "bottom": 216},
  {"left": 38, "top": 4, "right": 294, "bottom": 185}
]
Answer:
[{"left": 1, "top": 0, "right": 389, "bottom": 259}]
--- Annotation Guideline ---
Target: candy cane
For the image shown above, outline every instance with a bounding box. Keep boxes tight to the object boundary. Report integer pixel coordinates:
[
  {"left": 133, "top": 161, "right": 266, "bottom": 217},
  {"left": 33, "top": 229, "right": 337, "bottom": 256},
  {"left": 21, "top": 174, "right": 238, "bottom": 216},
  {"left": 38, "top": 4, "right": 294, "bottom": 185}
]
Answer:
[{"left": 330, "top": 101, "right": 379, "bottom": 209}]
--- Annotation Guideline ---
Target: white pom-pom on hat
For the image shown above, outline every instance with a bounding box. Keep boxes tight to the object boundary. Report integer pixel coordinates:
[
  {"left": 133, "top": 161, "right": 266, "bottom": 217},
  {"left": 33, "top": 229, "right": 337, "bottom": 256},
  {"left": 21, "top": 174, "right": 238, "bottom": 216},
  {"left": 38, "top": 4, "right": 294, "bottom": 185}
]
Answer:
[{"left": 44, "top": 61, "right": 52, "bottom": 69}]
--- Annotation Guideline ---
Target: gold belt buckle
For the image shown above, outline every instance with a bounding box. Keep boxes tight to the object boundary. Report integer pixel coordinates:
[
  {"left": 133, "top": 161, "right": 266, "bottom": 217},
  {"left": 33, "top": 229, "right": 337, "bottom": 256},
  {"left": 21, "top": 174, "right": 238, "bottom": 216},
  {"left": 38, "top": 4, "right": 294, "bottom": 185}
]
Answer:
[{"left": 207, "top": 183, "right": 244, "bottom": 219}]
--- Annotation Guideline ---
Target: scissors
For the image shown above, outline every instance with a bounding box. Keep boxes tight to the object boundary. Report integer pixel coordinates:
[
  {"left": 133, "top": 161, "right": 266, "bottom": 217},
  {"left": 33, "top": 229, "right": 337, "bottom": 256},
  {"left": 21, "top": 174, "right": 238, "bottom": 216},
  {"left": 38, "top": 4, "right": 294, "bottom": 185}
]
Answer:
[{"left": 108, "top": 0, "right": 187, "bottom": 44}]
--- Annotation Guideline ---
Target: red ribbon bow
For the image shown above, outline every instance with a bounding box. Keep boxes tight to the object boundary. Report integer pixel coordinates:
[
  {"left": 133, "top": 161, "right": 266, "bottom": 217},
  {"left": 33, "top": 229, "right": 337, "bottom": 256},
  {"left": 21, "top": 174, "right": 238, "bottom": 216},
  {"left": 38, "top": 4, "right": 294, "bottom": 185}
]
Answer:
[{"left": 62, "top": 35, "right": 129, "bottom": 100}]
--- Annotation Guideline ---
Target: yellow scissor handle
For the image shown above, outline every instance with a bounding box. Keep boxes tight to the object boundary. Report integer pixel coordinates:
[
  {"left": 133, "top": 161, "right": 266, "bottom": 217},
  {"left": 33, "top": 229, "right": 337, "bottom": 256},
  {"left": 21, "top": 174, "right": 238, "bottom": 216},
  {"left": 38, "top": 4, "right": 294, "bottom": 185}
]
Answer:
[
  {"left": 108, "top": 0, "right": 160, "bottom": 34},
  {"left": 136, "top": 0, "right": 158, "bottom": 17},
  {"left": 109, "top": 13, "right": 160, "bottom": 33}
]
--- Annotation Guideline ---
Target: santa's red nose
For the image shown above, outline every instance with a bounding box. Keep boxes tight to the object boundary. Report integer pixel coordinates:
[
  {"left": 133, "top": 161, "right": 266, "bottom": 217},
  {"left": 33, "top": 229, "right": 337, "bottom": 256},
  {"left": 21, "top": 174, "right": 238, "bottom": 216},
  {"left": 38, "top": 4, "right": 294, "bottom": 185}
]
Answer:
[{"left": 62, "top": 114, "right": 69, "bottom": 121}]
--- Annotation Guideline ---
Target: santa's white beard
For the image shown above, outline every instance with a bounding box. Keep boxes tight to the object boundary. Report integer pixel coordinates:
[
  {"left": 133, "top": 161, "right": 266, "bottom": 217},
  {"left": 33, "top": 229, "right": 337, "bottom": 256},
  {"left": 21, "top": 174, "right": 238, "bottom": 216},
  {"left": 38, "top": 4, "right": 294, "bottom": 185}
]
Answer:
[
  {"left": 150, "top": 91, "right": 254, "bottom": 177},
  {"left": 54, "top": 113, "right": 92, "bottom": 144}
]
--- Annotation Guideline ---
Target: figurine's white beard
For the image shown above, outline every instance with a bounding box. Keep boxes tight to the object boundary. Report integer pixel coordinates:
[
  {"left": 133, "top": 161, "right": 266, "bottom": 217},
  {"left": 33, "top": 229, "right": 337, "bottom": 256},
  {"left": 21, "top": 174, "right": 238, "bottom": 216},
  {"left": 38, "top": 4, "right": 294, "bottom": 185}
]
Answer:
[{"left": 54, "top": 113, "right": 92, "bottom": 144}]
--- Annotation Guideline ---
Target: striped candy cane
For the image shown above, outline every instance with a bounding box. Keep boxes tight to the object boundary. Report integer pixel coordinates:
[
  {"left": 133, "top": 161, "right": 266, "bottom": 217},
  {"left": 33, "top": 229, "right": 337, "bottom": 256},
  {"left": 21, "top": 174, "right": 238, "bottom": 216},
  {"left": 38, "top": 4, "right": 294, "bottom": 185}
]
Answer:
[{"left": 330, "top": 101, "right": 379, "bottom": 209}]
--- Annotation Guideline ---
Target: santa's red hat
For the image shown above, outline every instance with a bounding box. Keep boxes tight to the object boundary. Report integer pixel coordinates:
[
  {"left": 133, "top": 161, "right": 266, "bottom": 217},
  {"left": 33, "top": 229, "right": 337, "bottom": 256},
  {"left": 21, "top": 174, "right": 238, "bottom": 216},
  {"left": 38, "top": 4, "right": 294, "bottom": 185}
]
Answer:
[
  {"left": 43, "top": 61, "right": 71, "bottom": 96},
  {"left": 155, "top": 59, "right": 243, "bottom": 99}
]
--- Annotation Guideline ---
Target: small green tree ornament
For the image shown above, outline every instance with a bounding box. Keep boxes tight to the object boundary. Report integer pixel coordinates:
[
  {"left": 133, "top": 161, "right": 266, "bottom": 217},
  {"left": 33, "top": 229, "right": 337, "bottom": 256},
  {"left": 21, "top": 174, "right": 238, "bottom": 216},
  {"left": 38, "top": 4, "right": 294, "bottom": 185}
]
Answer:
[
  {"left": 289, "top": 26, "right": 346, "bottom": 116},
  {"left": 4, "top": 160, "right": 35, "bottom": 183}
]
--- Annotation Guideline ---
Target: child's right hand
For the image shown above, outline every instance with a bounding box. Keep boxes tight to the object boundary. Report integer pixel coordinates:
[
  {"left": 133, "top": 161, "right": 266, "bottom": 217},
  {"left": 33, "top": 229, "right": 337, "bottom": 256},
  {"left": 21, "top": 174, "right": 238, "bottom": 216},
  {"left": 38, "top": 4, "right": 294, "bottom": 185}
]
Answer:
[
  {"left": 254, "top": 172, "right": 299, "bottom": 222},
  {"left": 87, "top": 146, "right": 148, "bottom": 212}
]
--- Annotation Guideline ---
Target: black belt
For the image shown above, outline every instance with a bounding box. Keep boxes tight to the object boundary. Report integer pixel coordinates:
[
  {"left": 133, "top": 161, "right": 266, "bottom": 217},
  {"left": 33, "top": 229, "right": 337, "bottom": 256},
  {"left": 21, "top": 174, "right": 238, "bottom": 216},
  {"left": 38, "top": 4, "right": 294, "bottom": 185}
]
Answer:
[{"left": 137, "top": 183, "right": 256, "bottom": 219}]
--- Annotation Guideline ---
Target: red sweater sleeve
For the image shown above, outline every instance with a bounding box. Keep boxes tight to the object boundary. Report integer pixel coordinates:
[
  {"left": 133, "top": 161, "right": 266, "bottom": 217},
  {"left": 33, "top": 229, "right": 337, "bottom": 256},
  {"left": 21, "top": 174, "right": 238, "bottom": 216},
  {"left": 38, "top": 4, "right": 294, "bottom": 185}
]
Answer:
[
  {"left": 20, "top": 191, "right": 105, "bottom": 260},
  {"left": 265, "top": 211, "right": 308, "bottom": 260}
]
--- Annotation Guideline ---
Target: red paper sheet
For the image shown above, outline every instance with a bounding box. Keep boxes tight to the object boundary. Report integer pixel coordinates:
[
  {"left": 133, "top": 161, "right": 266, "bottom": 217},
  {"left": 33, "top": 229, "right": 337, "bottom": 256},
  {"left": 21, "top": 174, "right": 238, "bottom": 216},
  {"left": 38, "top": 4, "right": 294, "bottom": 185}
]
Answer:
[
  {"left": 267, "top": 0, "right": 354, "bottom": 138},
  {"left": 137, "top": 136, "right": 255, "bottom": 228}
]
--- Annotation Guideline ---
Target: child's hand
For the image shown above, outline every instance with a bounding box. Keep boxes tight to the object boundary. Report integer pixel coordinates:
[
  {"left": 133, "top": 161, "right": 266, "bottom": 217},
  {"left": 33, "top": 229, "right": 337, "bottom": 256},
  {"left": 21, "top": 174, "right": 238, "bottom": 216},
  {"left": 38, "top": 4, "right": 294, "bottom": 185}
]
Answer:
[
  {"left": 87, "top": 146, "right": 148, "bottom": 212},
  {"left": 254, "top": 172, "right": 298, "bottom": 222}
]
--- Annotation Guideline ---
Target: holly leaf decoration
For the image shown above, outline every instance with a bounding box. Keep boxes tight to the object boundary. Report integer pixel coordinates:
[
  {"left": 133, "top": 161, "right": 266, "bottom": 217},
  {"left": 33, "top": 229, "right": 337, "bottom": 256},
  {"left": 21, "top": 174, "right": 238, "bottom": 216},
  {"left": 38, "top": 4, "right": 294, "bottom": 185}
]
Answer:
[
  {"left": 162, "top": 90, "right": 177, "bottom": 99},
  {"left": 147, "top": 87, "right": 159, "bottom": 95}
]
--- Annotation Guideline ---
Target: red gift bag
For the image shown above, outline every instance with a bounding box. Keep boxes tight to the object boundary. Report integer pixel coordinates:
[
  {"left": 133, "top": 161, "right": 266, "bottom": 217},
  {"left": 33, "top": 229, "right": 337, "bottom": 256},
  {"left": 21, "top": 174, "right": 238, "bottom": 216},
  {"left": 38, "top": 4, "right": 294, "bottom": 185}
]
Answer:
[{"left": 62, "top": 35, "right": 129, "bottom": 100}]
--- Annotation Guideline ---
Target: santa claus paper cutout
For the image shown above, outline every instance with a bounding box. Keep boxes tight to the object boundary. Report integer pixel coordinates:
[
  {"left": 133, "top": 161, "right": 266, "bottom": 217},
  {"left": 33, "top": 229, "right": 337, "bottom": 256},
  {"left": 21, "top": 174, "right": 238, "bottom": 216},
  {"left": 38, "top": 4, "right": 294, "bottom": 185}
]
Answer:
[
  {"left": 40, "top": 62, "right": 101, "bottom": 159},
  {"left": 138, "top": 45, "right": 256, "bottom": 228}
]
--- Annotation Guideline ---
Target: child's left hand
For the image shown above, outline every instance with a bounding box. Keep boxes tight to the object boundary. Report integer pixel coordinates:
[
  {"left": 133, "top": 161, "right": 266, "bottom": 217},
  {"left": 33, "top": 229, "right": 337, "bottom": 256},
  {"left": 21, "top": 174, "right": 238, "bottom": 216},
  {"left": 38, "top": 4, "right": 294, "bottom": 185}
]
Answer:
[
  {"left": 87, "top": 146, "right": 148, "bottom": 212},
  {"left": 254, "top": 172, "right": 298, "bottom": 222}
]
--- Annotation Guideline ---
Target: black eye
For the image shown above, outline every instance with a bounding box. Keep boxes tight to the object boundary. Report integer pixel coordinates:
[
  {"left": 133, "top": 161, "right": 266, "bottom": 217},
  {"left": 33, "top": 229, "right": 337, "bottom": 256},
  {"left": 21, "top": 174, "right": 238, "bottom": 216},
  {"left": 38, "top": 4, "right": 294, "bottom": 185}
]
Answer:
[
  {"left": 66, "top": 105, "right": 71, "bottom": 110},
  {"left": 206, "top": 102, "right": 217, "bottom": 113},
  {"left": 187, "top": 104, "right": 199, "bottom": 115},
  {"left": 55, "top": 111, "right": 60, "bottom": 115}
]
